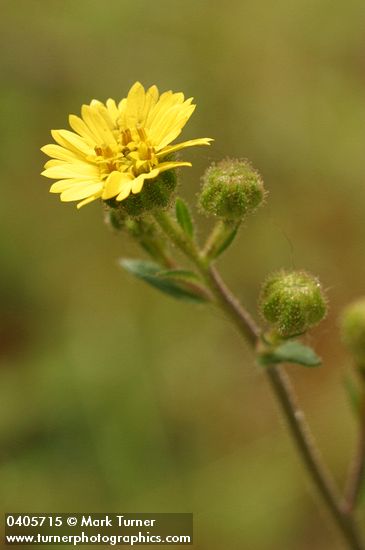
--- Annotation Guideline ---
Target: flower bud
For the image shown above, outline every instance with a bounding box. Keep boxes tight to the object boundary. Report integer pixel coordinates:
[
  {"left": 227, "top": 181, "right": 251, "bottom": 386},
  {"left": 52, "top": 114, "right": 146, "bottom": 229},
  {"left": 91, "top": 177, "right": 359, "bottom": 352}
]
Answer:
[
  {"left": 259, "top": 270, "right": 327, "bottom": 338},
  {"left": 105, "top": 169, "right": 177, "bottom": 217},
  {"left": 199, "top": 159, "right": 266, "bottom": 221},
  {"left": 340, "top": 298, "right": 365, "bottom": 362}
]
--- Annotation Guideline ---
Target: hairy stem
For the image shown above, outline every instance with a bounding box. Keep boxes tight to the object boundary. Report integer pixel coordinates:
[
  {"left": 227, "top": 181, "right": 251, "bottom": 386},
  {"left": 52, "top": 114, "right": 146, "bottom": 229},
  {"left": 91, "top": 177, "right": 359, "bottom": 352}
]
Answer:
[
  {"left": 206, "top": 265, "right": 363, "bottom": 549},
  {"left": 154, "top": 209, "right": 364, "bottom": 550}
]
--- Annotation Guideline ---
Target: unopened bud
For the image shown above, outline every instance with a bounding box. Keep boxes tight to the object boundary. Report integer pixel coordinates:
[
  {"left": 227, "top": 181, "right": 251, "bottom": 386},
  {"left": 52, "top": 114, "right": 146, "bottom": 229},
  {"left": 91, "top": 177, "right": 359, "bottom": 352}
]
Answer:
[
  {"left": 340, "top": 298, "right": 365, "bottom": 363},
  {"left": 199, "top": 158, "right": 266, "bottom": 221},
  {"left": 259, "top": 270, "right": 327, "bottom": 338}
]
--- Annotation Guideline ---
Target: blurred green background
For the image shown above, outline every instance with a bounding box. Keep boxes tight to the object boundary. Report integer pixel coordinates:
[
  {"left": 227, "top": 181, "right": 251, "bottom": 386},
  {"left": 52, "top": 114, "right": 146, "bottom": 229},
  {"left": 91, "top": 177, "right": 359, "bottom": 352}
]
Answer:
[{"left": 1, "top": 0, "right": 365, "bottom": 548}]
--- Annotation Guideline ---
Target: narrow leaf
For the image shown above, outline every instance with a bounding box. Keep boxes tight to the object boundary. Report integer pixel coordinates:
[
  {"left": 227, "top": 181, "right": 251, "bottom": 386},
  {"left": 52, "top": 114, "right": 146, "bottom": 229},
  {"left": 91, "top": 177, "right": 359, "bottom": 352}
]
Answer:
[
  {"left": 157, "top": 269, "right": 202, "bottom": 283},
  {"left": 259, "top": 340, "right": 322, "bottom": 367},
  {"left": 211, "top": 226, "right": 238, "bottom": 259},
  {"left": 120, "top": 259, "right": 207, "bottom": 303},
  {"left": 175, "top": 198, "right": 194, "bottom": 237}
]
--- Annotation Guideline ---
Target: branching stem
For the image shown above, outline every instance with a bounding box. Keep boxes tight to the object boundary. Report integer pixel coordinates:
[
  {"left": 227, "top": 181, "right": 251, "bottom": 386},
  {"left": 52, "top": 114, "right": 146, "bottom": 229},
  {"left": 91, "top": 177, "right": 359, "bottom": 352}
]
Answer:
[{"left": 153, "top": 209, "right": 364, "bottom": 550}]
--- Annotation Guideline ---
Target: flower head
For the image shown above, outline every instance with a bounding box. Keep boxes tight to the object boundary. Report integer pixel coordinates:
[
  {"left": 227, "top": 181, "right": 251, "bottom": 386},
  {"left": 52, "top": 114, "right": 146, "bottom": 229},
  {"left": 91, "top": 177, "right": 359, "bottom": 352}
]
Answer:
[{"left": 41, "top": 82, "right": 212, "bottom": 208}]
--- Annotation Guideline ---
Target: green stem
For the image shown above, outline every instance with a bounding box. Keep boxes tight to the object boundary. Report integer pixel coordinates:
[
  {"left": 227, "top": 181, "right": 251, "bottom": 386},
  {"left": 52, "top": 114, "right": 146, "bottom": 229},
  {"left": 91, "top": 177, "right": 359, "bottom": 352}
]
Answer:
[
  {"left": 153, "top": 208, "right": 364, "bottom": 550},
  {"left": 139, "top": 238, "right": 176, "bottom": 269},
  {"left": 153, "top": 210, "right": 203, "bottom": 266},
  {"left": 343, "top": 386, "right": 365, "bottom": 514},
  {"left": 267, "top": 365, "right": 363, "bottom": 549},
  {"left": 206, "top": 265, "right": 363, "bottom": 549}
]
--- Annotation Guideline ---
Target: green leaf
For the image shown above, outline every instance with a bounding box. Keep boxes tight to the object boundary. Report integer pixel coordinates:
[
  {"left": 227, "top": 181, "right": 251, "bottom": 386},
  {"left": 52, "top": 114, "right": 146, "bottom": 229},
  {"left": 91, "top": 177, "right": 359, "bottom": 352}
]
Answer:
[
  {"left": 211, "top": 226, "right": 238, "bottom": 259},
  {"left": 120, "top": 259, "right": 207, "bottom": 303},
  {"left": 175, "top": 198, "right": 194, "bottom": 237},
  {"left": 258, "top": 340, "right": 322, "bottom": 367},
  {"left": 157, "top": 269, "right": 202, "bottom": 283}
]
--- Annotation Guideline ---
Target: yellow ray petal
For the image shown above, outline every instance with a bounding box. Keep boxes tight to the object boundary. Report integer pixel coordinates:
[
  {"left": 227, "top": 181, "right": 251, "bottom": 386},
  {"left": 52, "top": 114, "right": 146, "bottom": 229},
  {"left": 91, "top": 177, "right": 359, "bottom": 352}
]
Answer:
[
  {"left": 157, "top": 138, "right": 213, "bottom": 157},
  {"left": 77, "top": 194, "right": 102, "bottom": 209},
  {"left": 140, "top": 85, "right": 159, "bottom": 125},
  {"left": 155, "top": 115, "right": 197, "bottom": 150},
  {"left": 117, "top": 98, "right": 127, "bottom": 128},
  {"left": 49, "top": 177, "right": 101, "bottom": 193},
  {"left": 116, "top": 181, "right": 133, "bottom": 201},
  {"left": 158, "top": 102, "right": 196, "bottom": 138},
  {"left": 44, "top": 159, "right": 64, "bottom": 169},
  {"left": 102, "top": 171, "right": 133, "bottom": 200},
  {"left": 60, "top": 182, "right": 103, "bottom": 202},
  {"left": 90, "top": 100, "right": 116, "bottom": 132},
  {"left": 49, "top": 179, "right": 78, "bottom": 193},
  {"left": 106, "top": 98, "right": 120, "bottom": 123},
  {"left": 118, "top": 97, "right": 127, "bottom": 112},
  {"left": 125, "top": 82, "right": 146, "bottom": 127},
  {"left": 51, "top": 129, "right": 94, "bottom": 157},
  {"left": 156, "top": 161, "right": 192, "bottom": 174},
  {"left": 145, "top": 90, "right": 175, "bottom": 128},
  {"left": 42, "top": 161, "right": 99, "bottom": 179},
  {"left": 41, "top": 144, "right": 81, "bottom": 162},
  {"left": 131, "top": 168, "right": 160, "bottom": 194},
  {"left": 69, "top": 114, "right": 99, "bottom": 143},
  {"left": 149, "top": 103, "right": 196, "bottom": 147},
  {"left": 81, "top": 105, "right": 117, "bottom": 145}
]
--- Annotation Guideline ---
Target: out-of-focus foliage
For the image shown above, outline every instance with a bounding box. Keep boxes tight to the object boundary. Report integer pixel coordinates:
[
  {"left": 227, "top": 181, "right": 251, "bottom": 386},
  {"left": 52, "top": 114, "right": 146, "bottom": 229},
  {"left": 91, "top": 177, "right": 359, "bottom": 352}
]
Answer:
[{"left": 1, "top": 1, "right": 365, "bottom": 548}]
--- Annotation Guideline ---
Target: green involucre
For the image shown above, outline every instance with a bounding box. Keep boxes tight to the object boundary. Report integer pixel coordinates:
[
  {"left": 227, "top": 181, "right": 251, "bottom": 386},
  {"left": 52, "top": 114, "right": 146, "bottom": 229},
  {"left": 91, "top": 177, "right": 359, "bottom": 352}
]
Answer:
[
  {"left": 340, "top": 298, "right": 365, "bottom": 362},
  {"left": 199, "top": 158, "right": 266, "bottom": 221},
  {"left": 259, "top": 270, "right": 327, "bottom": 338}
]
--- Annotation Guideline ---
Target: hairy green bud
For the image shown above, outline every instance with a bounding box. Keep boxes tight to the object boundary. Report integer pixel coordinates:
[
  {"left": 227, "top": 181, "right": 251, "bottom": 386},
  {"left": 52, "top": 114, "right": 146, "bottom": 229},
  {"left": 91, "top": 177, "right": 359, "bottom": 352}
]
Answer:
[
  {"left": 199, "top": 158, "right": 266, "bottom": 221},
  {"left": 104, "top": 169, "right": 177, "bottom": 217},
  {"left": 259, "top": 270, "right": 327, "bottom": 338},
  {"left": 340, "top": 298, "right": 365, "bottom": 363}
]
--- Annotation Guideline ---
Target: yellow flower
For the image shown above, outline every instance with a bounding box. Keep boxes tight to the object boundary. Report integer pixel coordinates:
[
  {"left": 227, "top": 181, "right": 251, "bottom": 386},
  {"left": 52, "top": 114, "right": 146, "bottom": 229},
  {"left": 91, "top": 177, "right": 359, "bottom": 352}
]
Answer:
[{"left": 41, "top": 82, "right": 212, "bottom": 208}]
